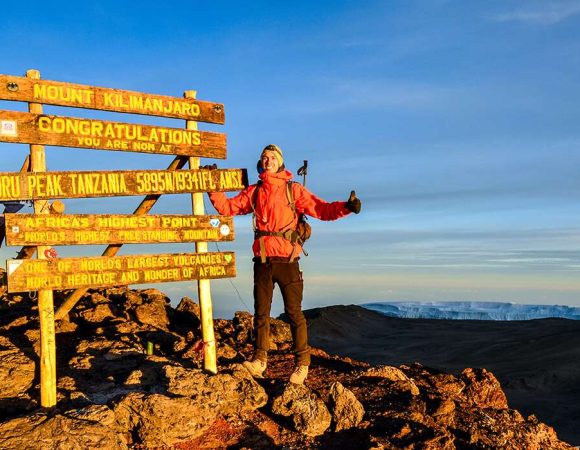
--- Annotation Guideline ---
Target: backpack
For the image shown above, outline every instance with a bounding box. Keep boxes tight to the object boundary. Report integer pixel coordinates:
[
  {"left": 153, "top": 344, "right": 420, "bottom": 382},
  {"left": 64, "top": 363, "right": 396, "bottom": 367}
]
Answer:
[{"left": 251, "top": 180, "right": 312, "bottom": 253}]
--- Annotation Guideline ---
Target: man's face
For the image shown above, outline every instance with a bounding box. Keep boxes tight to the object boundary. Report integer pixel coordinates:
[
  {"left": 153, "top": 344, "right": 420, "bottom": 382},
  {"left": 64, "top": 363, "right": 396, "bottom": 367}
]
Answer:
[{"left": 261, "top": 150, "right": 280, "bottom": 173}]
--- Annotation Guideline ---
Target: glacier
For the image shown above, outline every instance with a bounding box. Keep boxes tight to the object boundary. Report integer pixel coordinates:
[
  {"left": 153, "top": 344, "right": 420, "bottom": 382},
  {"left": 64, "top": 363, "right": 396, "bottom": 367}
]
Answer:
[{"left": 362, "top": 301, "right": 580, "bottom": 321}]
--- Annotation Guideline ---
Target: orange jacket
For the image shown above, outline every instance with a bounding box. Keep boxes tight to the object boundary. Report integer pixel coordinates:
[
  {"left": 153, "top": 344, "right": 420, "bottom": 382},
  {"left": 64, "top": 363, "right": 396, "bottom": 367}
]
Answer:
[{"left": 208, "top": 169, "right": 351, "bottom": 258}]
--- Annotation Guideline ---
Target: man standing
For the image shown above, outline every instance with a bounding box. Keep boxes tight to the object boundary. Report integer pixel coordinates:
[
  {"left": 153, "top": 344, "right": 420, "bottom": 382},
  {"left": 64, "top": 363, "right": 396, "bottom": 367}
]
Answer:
[{"left": 207, "top": 144, "right": 361, "bottom": 384}]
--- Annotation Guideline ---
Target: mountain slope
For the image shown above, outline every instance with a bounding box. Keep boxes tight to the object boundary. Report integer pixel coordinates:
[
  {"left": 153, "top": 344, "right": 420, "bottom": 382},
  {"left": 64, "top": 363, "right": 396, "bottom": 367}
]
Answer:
[{"left": 306, "top": 304, "right": 580, "bottom": 445}]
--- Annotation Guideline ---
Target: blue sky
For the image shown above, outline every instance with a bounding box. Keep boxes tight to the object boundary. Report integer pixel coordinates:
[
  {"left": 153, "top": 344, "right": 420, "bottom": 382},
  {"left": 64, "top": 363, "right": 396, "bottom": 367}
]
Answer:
[{"left": 2, "top": 0, "right": 580, "bottom": 317}]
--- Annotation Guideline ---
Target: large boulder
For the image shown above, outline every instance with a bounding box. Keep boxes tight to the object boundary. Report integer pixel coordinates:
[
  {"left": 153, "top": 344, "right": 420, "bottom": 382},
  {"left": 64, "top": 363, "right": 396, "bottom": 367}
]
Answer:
[
  {"left": 328, "top": 382, "right": 365, "bottom": 431},
  {"left": 232, "top": 311, "right": 292, "bottom": 349},
  {"left": 0, "top": 335, "right": 35, "bottom": 398},
  {"left": 113, "top": 392, "right": 216, "bottom": 448},
  {"left": 134, "top": 297, "right": 169, "bottom": 330},
  {"left": 78, "top": 303, "right": 116, "bottom": 324},
  {"left": 415, "top": 367, "right": 465, "bottom": 398},
  {"left": 362, "top": 365, "right": 420, "bottom": 396},
  {"left": 271, "top": 383, "right": 331, "bottom": 437},
  {"left": 460, "top": 367, "right": 508, "bottom": 409},
  {"left": 121, "top": 290, "right": 143, "bottom": 309},
  {"left": 162, "top": 363, "right": 268, "bottom": 414},
  {"left": 362, "top": 365, "right": 409, "bottom": 381},
  {"left": 0, "top": 408, "right": 127, "bottom": 450},
  {"left": 270, "top": 318, "right": 292, "bottom": 344},
  {"left": 175, "top": 296, "right": 201, "bottom": 328}
]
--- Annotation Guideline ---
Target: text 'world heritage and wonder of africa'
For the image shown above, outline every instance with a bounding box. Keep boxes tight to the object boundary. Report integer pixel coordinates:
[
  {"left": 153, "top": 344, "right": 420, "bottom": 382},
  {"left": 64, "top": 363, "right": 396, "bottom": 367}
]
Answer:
[{"left": 6, "top": 252, "right": 236, "bottom": 292}]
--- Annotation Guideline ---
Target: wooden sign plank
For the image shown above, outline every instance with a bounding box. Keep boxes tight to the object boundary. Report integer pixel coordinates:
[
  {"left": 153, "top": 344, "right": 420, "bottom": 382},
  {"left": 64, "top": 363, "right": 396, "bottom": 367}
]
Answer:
[
  {"left": 5, "top": 214, "right": 235, "bottom": 246},
  {"left": 0, "top": 111, "right": 226, "bottom": 158},
  {"left": 0, "top": 168, "right": 248, "bottom": 201},
  {"left": 0, "top": 74, "right": 225, "bottom": 124},
  {"left": 6, "top": 251, "right": 236, "bottom": 292}
]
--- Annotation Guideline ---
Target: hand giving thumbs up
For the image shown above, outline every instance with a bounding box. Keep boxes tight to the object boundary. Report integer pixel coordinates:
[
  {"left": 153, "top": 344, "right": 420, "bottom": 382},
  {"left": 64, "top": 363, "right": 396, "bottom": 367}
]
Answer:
[{"left": 346, "top": 190, "right": 361, "bottom": 214}]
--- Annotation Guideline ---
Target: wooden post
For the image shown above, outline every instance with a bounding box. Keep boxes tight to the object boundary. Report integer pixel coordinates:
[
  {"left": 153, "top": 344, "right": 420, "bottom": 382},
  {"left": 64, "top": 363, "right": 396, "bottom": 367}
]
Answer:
[
  {"left": 185, "top": 90, "right": 217, "bottom": 374},
  {"left": 26, "top": 69, "right": 57, "bottom": 407}
]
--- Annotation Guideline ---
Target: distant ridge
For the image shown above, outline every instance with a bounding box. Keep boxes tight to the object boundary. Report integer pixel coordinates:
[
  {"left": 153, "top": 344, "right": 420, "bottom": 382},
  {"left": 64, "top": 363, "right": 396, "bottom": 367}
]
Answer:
[{"left": 362, "top": 301, "right": 580, "bottom": 321}]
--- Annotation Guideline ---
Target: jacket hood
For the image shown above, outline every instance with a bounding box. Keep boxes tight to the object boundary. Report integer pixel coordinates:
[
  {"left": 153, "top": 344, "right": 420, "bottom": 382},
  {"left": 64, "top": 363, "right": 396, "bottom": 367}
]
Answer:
[{"left": 259, "top": 169, "right": 293, "bottom": 185}]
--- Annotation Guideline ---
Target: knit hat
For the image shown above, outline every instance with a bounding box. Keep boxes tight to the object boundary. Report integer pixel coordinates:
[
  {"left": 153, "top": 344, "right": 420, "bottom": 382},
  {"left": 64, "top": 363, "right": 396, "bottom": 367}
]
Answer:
[{"left": 261, "top": 144, "right": 284, "bottom": 167}]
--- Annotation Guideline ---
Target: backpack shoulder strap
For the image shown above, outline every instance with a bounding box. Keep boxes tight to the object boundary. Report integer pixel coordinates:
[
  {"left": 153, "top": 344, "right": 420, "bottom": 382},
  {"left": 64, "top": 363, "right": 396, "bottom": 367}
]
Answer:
[
  {"left": 251, "top": 181, "right": 267, "bottom": 262},
  {"left": 286, "top": 181, "right": 296, "bottom": 214}
]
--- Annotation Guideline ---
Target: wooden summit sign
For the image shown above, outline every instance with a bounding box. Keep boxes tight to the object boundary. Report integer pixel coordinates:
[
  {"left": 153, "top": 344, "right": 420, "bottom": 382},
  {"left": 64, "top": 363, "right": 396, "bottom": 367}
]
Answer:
[
  {"left": 0, "top": 74, "right": 225, "bottom": 124},
  {"left": 0, "top": 111, "right": 226, "bottom": 158},
  {"left": 0, "top": 168, "right": 247, "bottom": 200},
  {"left": 5, "top": 214, "right": 235, "bottom": 246},
  {"left": 1, "top": 69, "right": 237, "bottom": 402},
  {"left": 6, "top": 251, "right": 236, "bottom": 292}
]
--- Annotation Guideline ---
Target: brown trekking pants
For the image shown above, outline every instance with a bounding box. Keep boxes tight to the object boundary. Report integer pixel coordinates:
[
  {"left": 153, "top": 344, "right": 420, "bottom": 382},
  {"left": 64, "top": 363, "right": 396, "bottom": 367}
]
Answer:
[{"left": 253, "top": 260, "right": 311, "bottom": 366}]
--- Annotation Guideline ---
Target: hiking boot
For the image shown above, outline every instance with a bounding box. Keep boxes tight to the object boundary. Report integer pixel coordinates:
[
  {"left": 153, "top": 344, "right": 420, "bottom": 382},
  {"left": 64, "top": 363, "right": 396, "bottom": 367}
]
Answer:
[
  {"left": 243, "top": 359, "right": 267, "bottom": 378},
  {"left": 289, "top": 364, "right": 309, "bottom": 385}
]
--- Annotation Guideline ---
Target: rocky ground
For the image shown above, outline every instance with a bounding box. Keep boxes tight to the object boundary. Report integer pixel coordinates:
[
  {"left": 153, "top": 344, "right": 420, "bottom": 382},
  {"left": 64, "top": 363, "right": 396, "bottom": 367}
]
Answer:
[{"left": 0, "top": 281, "right": 574, "bottom": 449}]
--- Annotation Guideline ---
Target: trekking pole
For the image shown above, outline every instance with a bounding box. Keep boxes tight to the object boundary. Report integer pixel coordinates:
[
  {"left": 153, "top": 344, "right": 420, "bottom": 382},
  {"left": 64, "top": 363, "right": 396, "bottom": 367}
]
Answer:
[
  {"left": 294, "top": 160, "right": 310, "bottom": 257},
  {"left": 297, "top": 160, "right": 308, "bottom": 187}
]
